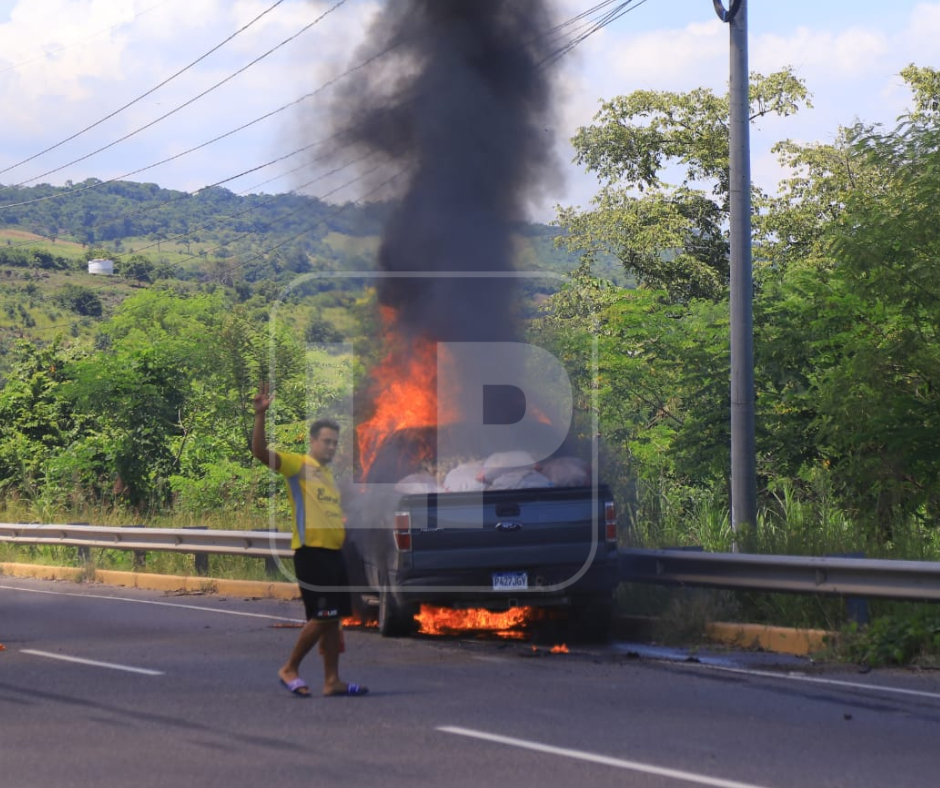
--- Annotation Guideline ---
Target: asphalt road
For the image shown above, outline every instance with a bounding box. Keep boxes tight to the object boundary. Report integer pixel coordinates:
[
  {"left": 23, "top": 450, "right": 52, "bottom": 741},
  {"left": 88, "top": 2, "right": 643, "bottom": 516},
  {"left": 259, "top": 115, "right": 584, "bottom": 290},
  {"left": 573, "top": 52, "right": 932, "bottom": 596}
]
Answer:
[{"left": 2, "top": 575, "right": 940, "bottom": 788}]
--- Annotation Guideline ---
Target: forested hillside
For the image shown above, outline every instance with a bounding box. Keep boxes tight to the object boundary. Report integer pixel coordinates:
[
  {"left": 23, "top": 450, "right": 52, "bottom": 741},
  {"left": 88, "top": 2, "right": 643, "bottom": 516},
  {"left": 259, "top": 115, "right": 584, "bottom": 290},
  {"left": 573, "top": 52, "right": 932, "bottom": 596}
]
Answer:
[{"left": 0, "top": 178, "right": 592, "bottom": 281}]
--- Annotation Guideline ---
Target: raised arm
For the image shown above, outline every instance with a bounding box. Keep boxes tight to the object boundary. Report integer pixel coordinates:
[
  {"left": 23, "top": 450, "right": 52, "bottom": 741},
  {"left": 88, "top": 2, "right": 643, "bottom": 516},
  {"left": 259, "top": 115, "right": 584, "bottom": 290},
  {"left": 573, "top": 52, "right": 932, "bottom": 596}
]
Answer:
[{"left": 251, "top": 381, "right": 281, "bottom": 471}]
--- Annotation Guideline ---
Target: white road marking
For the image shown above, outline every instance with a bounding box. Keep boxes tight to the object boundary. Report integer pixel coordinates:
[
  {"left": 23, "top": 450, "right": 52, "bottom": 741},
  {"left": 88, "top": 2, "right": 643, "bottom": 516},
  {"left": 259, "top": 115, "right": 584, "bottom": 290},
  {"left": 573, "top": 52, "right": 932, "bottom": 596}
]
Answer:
[
  {"left": 701, "top": 665, "right": 940, "bottom": 702},
  {"left": 438, "top": 726, "right": 775, "bottom": 788},
  {"left": 0, "top": 583, "right": 302, "bottom": 622},
  {"left": 21, "top": 649, "right": 164, "bottom": 675}
]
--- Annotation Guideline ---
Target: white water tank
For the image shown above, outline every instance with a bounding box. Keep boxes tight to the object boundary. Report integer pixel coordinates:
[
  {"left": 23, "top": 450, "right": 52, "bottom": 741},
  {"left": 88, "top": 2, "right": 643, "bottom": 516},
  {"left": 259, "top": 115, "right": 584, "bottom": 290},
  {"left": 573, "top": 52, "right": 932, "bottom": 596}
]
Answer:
[{"left": 88, "top": 258, "right": 114, "bottom": 275}]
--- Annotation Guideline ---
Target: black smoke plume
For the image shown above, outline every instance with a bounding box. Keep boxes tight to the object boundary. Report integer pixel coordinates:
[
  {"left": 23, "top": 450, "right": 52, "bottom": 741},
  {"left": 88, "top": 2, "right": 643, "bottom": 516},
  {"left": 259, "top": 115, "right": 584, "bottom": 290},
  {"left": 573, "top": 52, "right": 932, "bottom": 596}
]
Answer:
[{"left": 337, "top": 0, "right": 562, "bottom": 346}]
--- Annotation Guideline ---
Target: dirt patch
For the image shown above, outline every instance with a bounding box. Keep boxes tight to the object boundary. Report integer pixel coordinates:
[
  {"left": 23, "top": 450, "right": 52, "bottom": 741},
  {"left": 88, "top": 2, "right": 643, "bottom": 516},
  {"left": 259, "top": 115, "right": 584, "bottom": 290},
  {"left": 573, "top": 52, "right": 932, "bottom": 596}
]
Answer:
[
  {"left": 0, "top": 229, "right": 47, "bottom": 240},
  {"left": 0, "top": 229, "right": 84, "bottom": 251}
]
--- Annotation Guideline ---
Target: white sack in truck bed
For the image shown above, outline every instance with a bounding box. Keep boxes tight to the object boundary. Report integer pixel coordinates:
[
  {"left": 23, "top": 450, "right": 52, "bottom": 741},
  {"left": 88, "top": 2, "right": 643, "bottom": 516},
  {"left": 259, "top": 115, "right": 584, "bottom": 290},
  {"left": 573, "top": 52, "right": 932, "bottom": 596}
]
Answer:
[
  {"left": 487, "top": 469, "right": 554, "bottom": 490},
  {"left": 444, "top": 460, "right": 486, "bottom": 492},
  {"left": 539, "top": 456, "right": 591, "bottom": 487},
  {"left": 478, "top": 450, "right": 538, "bottom": 484}
]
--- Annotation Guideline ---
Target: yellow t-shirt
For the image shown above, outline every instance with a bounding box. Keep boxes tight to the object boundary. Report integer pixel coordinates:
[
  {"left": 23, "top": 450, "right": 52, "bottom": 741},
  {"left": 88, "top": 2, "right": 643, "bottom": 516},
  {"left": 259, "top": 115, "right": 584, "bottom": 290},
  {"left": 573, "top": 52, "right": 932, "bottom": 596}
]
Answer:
[{"left": 276, "top": 452, "right": 345, "bottom": 550}]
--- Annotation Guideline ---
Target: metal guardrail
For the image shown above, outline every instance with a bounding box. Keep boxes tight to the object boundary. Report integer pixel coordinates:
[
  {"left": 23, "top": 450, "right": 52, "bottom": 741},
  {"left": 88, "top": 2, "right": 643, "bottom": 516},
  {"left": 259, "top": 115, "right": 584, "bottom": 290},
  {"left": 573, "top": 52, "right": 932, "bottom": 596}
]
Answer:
[
  {"left": 620, "top": 548, "right": 940, "bottom": 601},
  {"left": 3, "top": 523, "right": 940, "bottom": 602},
  {"left": 0, "top": 523, "right": 293, "bottom": 559}
]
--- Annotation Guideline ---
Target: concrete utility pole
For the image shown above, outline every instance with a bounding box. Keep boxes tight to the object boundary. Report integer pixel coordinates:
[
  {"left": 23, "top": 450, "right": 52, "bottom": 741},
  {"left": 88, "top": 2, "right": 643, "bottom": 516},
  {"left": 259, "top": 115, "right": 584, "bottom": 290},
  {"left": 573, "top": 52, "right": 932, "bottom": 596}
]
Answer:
[{"left": 713, "top": 0, "right": 757, "bottom": 541}]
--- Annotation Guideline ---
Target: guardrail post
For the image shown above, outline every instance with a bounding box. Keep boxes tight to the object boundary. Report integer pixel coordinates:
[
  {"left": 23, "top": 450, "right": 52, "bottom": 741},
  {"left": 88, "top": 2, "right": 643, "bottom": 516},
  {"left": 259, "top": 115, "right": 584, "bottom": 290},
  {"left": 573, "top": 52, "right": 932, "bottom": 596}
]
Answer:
[
  {"left": 183, "top": 526, "right": 209, "bottom": 576},
  {"left": 71, "top": 523, "right": 91, "bottom": 566},
  {"left": 129, "top": 525, "right": 146, "bottom": 570},
  {"left": 265, "top": 527, "right": 280, "bottom": 577},
  {"left": 827, "top": 551, "right": 869, "bottom": 626}
]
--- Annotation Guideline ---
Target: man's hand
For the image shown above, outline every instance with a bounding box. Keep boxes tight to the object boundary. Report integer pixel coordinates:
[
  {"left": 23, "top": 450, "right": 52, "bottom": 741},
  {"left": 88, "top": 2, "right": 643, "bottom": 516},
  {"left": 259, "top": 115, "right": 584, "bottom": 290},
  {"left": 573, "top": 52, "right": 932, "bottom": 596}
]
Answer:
[
  {"left": 253, "top": 381, "right": 273, "bottom": 414},
  {"left": 251, "top": 381, "right": 280, "bottom": 470}
]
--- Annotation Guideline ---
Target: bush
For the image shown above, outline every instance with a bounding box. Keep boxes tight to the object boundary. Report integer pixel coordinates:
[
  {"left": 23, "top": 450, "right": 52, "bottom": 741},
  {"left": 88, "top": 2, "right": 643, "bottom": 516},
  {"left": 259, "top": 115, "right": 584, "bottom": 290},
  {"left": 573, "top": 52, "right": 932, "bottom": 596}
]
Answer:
[
  {"left": 56, "top": 284, "right": 103, "bottom": 317},
  {"left": 835, "top": 609, "right": 940, "bottom": 667},
  {"left": 169, "top": 460, "right": 286, "bottom": 517}
]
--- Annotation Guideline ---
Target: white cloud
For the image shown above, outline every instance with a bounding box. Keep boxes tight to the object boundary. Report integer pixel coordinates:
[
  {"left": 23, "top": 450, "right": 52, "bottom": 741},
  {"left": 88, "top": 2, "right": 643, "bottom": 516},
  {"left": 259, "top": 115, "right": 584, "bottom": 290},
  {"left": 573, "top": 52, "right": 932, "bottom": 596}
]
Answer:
[
  {"left": 905, "top": 2, "right": 940, "bottom": 54},
  {"left": 0, "top": 0, "right": 131, "bottom": 102},
  {"left": 754, "top": 27, "right": 889, "bottom": 80}
]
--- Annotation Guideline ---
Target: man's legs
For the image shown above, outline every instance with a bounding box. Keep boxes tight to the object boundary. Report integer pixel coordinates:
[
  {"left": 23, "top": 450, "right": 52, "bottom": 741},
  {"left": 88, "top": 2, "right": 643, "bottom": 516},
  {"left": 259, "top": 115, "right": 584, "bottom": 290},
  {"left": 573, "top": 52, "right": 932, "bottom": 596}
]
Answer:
[
  {"left": 282, "top": 548, "right": 366, "bottom": 696},
  {"left": 318, "top": 620, "right": 344, "bottom": 693},
  {"left": 278, "top": 618, "right": 357, "bottom": 695},
  {"left": 278, "top": 618, "right": 323, "bottom": 696}
]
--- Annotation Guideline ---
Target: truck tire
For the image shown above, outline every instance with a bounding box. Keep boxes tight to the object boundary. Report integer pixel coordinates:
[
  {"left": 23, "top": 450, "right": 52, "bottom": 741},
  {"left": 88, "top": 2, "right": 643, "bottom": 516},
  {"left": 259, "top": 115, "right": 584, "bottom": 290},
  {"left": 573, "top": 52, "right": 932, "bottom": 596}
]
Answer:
[
  {"left": 569, "top": 594, "right": 613, "bottom": 643},
  {"left": 378, "top": 587, "right": 416, "bottom": 637}
]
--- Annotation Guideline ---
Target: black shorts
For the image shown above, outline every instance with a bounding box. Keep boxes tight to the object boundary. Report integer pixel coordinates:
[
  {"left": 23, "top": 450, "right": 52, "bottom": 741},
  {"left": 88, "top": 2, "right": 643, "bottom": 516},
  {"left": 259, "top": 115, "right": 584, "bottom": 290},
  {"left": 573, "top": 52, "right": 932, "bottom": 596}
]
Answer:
[{"left": 293, "top": 546, "right": 352, "bottom": 621}]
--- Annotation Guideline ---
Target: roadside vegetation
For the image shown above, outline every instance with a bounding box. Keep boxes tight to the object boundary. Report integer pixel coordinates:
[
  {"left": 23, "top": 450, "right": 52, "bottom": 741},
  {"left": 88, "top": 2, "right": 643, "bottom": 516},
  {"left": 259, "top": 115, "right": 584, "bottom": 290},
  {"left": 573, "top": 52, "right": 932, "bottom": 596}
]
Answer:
[{"left": 4, "top": 66, "right": 940, "bottom": 665}]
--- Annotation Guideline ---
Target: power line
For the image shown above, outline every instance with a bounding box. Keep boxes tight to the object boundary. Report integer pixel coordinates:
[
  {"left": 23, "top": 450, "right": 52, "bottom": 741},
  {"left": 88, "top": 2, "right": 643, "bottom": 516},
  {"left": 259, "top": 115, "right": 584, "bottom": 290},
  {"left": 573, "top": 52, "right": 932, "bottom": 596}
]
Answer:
[
  {"left": 540, "top": 0, "right": 652, "bottom": 68},
  {"left": 0, "top": 0, "right": 349, "bottom": 192},
  {"left": 0, "top": 0, "right": 288, "bottom": 179}
]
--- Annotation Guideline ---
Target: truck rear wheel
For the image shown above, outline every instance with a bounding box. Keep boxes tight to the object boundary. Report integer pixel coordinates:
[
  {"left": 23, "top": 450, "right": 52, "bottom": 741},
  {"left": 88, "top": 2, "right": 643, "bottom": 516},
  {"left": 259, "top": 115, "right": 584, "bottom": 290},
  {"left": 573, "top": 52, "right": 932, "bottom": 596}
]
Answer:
[{"left": 378, "top": 587, "right": 416, "bottom": 637}]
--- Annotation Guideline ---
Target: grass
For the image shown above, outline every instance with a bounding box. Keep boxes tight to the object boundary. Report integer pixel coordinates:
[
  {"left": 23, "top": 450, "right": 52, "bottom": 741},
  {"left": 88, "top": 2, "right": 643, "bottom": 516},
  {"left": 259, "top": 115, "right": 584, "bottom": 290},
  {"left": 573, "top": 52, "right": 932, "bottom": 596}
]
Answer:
[{"left": 0, "top": 230, "right": 86, "bottom": 258}]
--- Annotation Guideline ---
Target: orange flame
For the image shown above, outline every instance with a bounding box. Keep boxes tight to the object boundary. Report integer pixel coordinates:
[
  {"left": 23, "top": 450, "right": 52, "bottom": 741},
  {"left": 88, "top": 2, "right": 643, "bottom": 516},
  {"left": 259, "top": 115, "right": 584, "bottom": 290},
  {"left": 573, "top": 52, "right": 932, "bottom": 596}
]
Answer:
[
  {"left": 356, "top": 309, "right": 459, "bottom": 476},
  {"left": 342, "top": 615, "right": 378, "bottom": 629},
  {"left": 550, "top": 644, "right": 569, "bottom": 654},
  {"left": 415, "top": 604, "right": 535, "bottom": 638}
]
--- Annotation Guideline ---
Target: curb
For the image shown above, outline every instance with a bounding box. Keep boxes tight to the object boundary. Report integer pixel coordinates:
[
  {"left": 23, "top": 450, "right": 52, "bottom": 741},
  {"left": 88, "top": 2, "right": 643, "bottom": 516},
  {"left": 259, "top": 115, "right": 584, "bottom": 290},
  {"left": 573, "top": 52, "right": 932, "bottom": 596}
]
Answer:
[
  {"left": 611, "top": 615, "right": 831, "bottom": 657},
  {"left": 0, "top": 562, "right": 299, "bottom": 601},
  {"left": 705, "top": 621, "right": 831, "bottom": 656}
]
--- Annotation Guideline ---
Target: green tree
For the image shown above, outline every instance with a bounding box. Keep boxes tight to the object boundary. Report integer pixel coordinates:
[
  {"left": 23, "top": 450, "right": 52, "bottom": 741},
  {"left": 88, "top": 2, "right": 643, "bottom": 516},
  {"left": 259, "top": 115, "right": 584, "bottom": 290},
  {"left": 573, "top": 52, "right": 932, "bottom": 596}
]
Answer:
[
  {"left": 55, "top": 284, "right": 103, "bottom": 317},
  {"left": 557, "top": 68, "right": 811, "bottom": 303},
  {"left": 750, "top": 66, "right": 940, "bottom": 534},
  {"left": 120, "top": 254, "right": 154, "bottom": 284},
  {"left": 63, "top": 346, "right": 186, "bottom": 510},
  {"left": 0, "top": 339, "right": 78, "bottom": 499},
  {"left": 900, "top": 64, "right": 940, "bottom": 120}
]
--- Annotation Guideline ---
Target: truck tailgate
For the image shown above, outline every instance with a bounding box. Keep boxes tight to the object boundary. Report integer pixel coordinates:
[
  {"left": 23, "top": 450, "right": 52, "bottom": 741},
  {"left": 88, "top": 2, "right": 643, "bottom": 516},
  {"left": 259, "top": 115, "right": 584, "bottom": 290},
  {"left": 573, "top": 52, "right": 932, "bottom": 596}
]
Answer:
[{"left": 401, "top": 486, "right": 613, "bottom": 572}]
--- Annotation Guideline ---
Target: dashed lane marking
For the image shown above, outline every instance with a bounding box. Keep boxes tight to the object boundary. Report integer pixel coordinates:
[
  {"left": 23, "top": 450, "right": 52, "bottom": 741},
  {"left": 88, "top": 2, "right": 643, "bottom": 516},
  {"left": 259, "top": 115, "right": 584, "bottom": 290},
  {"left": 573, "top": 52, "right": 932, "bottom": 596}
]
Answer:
[
  {"left": 21, "top": 649, "right": 164, "bottom": 676},
  {"left": 438, "top": 726, "right": 776, "bottom": 788}
]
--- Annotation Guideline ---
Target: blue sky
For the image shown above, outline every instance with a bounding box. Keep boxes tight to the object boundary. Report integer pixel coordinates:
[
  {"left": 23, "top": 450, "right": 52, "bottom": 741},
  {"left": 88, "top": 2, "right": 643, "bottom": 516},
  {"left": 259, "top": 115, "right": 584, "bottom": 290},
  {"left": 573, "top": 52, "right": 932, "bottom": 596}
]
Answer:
[{"left": 0, "top": 0, "right": 937, "bottom": 223}]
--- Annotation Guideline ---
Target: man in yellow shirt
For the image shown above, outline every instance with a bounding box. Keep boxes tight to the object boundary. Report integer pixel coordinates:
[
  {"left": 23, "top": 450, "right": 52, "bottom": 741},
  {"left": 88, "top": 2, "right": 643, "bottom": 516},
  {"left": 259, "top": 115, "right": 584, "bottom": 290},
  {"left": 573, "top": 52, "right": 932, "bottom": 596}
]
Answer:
[{"left": 252, "top": 381, "right": 368, "bottom": 698}]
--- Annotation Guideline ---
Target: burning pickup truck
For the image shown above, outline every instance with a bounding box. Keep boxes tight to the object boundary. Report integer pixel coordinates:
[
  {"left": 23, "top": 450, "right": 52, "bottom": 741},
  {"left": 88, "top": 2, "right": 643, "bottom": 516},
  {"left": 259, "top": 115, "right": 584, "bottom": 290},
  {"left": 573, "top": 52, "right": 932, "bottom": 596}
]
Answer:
[{"left": 342, "top": 422, "right": 620, "bottom": 640}]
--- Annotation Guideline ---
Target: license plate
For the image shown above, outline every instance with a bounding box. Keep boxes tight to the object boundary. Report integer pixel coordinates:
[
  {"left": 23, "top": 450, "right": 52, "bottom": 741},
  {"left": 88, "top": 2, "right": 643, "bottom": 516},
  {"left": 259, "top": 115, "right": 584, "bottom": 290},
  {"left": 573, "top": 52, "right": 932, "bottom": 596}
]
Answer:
[{"left": 492, "top": 571, "right": 528, "bottom": 591}]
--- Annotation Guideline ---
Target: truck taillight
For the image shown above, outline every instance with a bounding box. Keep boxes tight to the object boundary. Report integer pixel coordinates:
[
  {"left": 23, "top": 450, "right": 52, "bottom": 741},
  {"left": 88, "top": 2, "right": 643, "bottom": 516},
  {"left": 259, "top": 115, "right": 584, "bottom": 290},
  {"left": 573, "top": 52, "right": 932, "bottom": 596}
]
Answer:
[
  {"left": 604, "top": 500, "right": 617, "bottom": 543},
  {"left": 394, "top": 511, "right": 412, "bottom": 551}
]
